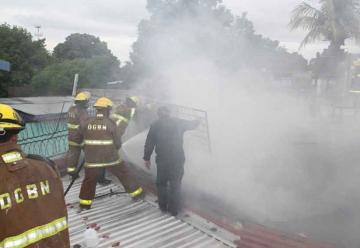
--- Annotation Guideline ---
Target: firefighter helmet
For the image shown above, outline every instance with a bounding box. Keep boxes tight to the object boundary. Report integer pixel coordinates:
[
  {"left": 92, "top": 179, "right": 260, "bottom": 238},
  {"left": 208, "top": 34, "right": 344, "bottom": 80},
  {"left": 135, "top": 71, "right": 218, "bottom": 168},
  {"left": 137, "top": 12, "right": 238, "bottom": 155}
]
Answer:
[
  {"left": 0, "top": 104, "right": 25, "bottom": 131},
  {"left": 94, "top": 97, "right": 113, "bottom": 109},
  {"left": 75, "top": 91, "right": 91, "bottom": 102},
  {"left": 126, "top": 96, "right": 140, "bottom": 107}
]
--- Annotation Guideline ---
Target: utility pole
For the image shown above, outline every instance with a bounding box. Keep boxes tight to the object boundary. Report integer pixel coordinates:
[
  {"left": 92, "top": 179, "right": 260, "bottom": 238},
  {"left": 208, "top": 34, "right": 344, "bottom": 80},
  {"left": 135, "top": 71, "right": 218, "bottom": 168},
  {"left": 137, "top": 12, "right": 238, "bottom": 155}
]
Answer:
[
  {"left": 34, "top": 25, "right": 43, "bottom": 40},
  {"left": 72, "top": 74, "right": 79, "bottom": 97}
]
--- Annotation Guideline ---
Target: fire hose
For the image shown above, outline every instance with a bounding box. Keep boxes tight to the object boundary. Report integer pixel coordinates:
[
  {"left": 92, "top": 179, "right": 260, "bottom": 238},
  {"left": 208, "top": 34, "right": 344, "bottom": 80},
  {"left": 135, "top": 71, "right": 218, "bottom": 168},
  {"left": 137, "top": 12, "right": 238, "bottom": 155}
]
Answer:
[
  {"left": 64, "top": 158, "right": 85, "bottom": 196},
  {"left": 64, "top": 160, "right": 126, "bottom": 197},
  {"left": 94, "top": 188, "right": 127, "bottom": 199}
]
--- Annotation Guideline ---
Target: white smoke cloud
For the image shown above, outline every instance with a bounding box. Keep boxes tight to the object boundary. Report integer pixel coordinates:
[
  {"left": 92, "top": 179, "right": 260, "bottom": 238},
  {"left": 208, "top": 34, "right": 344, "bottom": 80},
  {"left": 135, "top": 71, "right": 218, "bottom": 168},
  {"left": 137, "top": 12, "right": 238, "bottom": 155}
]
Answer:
[{"left": 124, "top": 2, "right": 360, "bottom": 246}]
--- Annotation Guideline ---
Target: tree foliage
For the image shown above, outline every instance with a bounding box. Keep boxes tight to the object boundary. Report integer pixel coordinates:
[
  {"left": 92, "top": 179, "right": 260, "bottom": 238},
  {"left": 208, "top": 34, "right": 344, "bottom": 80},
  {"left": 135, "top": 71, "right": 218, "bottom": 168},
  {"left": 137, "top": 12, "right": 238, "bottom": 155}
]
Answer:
[
  {"left": 32, "top": 56, "right": 120, "bottom": 95},
  {"left": 0, "top": 23, "right": 51, "bottom": 96},
  {"left": 32, "top": 33, "right": 121, "bottom": 95},
  {"left": 128, "top": 0, "right": 307, "bottom": 82},
  {"left": 290, "top": 0, "right": 360, "bottom": 50},
  {"left": 53, "top": 33, "right": 117, "bottom": 61}
]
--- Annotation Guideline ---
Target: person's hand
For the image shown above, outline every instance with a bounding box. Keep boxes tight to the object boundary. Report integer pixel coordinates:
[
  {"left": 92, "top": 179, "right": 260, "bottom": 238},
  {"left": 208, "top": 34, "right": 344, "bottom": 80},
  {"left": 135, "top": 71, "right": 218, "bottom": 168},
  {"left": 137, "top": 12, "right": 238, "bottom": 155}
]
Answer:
[{"left": 144, "top": 160, "right": 151, "bottom": 170}]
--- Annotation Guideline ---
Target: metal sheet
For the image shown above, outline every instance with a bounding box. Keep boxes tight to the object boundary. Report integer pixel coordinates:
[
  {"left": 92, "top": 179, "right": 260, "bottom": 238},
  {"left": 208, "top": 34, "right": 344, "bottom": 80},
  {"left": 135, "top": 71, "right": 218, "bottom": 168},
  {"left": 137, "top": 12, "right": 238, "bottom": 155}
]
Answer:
[
  {"left": 64, "top": 176, "right": 237, "bottom": 248},
  {"left": 0, "top": 96, "right": 73, "bottom": 116}
]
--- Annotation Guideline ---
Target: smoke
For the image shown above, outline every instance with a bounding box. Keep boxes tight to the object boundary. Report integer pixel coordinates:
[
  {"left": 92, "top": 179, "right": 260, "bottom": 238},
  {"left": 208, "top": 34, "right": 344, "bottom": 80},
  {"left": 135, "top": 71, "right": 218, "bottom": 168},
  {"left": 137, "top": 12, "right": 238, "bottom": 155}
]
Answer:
[
  {"left": 125, "top": 1, "right": 360, "bottom": 246},
  {"left": 153, "top": 59, "right": 325, "bottom": 220}
]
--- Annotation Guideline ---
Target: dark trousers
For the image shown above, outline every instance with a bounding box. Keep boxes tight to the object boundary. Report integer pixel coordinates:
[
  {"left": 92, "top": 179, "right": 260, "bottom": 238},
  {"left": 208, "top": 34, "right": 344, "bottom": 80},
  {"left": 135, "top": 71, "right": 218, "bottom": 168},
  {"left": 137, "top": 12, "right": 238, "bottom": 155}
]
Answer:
[
  {"left": 97, "top": 168, "right": 107, "bottom": 182},
  {"left": 66, "top": 145, "right": 81, "bottom": 171},
  {"left": 156, "top": 159, "right": 184, "bottom": 215},
  {"left": 79, "top": 161, "right": 141, "bottom": 208}
]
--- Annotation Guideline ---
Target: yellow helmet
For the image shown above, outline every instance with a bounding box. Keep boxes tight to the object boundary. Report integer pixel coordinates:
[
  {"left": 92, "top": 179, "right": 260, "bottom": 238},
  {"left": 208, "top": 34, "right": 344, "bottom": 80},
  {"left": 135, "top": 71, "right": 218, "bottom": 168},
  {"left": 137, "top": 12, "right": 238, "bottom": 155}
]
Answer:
[
  {"left": 129, "top": 96, "right": 139, "bottom": 104},
  {"left": 0, "top": 104, "right": 25, "bottom": 131},
  {"left": 75, "top": 91, "right": 91, "bottom": 102},
  {"left": 94, "top": 97, "right": 113, "bottom": 109},
  {"left": 126, "top": 96, "right": 140, "bottom": 107}
]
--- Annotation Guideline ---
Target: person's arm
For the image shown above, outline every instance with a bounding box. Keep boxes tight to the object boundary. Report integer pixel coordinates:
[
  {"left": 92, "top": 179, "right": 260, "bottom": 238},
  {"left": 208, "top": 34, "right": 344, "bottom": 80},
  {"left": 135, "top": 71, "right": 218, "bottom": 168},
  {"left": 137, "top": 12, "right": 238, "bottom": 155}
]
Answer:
[
  {"left": 143, "top": 125, "right": 156, "bottom": 168},
  {"left": 73, "top": 119, "right": 86, "bottom": 145},
  {"left": 116, "top": 120, "right": 128, "bottom": 137}
]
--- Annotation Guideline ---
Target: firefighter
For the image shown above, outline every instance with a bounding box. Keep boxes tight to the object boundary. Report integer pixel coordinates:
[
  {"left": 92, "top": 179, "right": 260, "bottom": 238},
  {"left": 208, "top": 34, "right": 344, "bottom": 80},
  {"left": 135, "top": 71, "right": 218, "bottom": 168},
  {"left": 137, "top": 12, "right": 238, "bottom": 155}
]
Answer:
[
  {"left": 96, "top": 96, "right": 141, "bottom": 185},
  {"left": 143, "top": 106, "right": 200, "bottom": 216},
  {"left": 111, "top": 96, "right": 140, "bottom": 138},
  {"left": 66, "top": 91, "right": 91, "bottom": 177},
  {"left": 0, "top": 104, "right": 70, "bottom": 247},
  {"left": 78, "top": 97, "right": 144, "bottom": 209}
]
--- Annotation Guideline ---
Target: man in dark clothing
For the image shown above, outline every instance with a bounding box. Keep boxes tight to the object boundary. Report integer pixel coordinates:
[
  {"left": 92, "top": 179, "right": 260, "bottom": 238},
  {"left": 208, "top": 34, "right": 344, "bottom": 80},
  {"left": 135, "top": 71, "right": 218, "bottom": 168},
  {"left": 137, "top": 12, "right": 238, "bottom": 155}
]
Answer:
[{"left": 143, "top": 107, "right": 199, "bottom": 216}]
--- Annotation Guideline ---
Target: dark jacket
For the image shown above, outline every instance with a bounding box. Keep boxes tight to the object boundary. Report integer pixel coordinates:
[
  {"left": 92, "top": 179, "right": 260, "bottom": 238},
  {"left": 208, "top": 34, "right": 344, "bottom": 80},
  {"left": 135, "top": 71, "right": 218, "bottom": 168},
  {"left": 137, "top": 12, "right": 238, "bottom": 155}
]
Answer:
[
  {"left": 143, "top": 117, "right": 199, "bottom": 163},
  {"left": 81, "top": 113, "right": 122, "bottom": 168},
  {"left": 0, "top": 142, "right": 70, "bottom": 248}
]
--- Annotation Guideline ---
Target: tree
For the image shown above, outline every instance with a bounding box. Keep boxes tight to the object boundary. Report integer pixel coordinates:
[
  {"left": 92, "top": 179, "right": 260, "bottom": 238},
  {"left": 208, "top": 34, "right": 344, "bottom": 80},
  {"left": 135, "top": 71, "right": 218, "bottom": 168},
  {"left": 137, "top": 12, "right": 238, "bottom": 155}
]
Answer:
[
  {"left": 53, "top": 33, "right": 117, "bottom": 61},
  {"left": 290, "top": 0, "right": 360, "bottom": 51},
  {"left": 0, "top": 23, "right": 51, "bottom": 96},
  {"left": 32, "top": 56, "right": 120, "bottom": 95},
  {"left": 32, "top": 33, "right": 122, "bottom": 95},
  {"left": 129, "top": 0, "right": 240, "bottom": 80},
  {"left": 128, "top": 0, "right": 307, "bottom": 83},
  {"left": 120, "top": 62, "right": 137, "bottom": 88}
]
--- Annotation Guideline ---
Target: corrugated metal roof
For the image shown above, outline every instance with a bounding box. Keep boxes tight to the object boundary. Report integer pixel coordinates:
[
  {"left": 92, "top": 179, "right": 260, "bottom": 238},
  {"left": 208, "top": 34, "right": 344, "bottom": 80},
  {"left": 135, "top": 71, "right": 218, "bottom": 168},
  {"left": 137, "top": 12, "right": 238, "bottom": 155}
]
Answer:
[
  {"left": 0, "top": 96, "right": 73, "bottom": 116},
  {"left": 64, "top": 176, "right": 238, "bottom": 248},
  {"left": 234, "top": 224, "right": 337, "bottom": 248}
]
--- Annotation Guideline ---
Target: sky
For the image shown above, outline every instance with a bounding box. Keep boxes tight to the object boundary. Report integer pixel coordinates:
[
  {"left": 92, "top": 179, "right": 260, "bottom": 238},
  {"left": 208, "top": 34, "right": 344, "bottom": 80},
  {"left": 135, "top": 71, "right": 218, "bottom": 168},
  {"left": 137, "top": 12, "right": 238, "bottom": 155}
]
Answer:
[{"left": 0, "top": 0, "right": 359, "bottom": 62}]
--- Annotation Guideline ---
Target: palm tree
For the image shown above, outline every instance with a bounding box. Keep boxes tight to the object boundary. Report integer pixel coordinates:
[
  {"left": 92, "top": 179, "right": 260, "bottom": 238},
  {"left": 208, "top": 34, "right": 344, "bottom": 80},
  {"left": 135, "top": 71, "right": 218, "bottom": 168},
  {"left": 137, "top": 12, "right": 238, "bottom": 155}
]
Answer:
[{"left": 290, "top": 0, "right": 360, "bottom": 52}]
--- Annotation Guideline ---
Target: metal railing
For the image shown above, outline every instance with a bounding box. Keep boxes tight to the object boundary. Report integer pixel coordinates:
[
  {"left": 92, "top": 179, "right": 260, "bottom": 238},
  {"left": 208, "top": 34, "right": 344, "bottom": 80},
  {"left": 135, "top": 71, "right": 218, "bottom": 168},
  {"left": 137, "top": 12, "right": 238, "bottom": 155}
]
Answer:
[
  {"left": 167, "top": 103, "right": 212, "bottom": 152},
  {"left": 139, "top": 99, "right": 212, "bottom": 153},
  {"left": 18, "top": 117, "right": 68, "bottom": 157}
]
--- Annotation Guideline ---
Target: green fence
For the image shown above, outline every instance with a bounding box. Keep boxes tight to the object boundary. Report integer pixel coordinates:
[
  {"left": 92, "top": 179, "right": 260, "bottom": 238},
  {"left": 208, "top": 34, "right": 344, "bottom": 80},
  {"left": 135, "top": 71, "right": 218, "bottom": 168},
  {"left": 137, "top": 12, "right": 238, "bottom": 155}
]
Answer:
[{"left": 18, "top": 118, "right": 68, "bottom": 157}]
